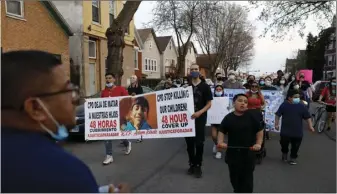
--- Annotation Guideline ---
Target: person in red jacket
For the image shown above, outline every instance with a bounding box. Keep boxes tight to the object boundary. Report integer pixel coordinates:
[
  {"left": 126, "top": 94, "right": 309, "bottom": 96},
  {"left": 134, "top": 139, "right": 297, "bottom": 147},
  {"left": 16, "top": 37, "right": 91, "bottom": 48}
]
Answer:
[
  {"left": 102, "top": 73, "right": 131, "bottom": 165},
  {"left": 318, "top": 77, "right": 336, "bottom": 131}
]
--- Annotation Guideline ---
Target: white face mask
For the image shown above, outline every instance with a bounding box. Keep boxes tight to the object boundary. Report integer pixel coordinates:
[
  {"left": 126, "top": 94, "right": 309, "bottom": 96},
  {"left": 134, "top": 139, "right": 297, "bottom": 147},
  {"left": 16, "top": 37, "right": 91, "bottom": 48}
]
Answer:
[
  {"left": 106, "top": 83, "right": 113, "bottom": 87},
  {"left": 280, "top": 80, "right": 285, "bottom": 85},
  {"left": 265, "top": 81, "right": 271, "bottom": 86},
  {"left": 228, "top": 75, "right": 235, "bottom": 81},
  {"left": 293, "top": 85, "right": 299, "bottom": 90}
]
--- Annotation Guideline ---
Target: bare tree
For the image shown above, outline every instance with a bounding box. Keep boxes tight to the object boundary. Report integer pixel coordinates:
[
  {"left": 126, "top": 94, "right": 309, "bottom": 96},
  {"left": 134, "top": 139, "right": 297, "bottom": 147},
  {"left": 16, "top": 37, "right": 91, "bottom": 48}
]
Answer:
[
  {"left": 106, "top": 1, "right": 142, "bottom": 85},
  {"left": 195, "top": 2, "right": 254, "bottom": 77},
  {"left": 249, "top": 1, "right": 336, "bottom": 40},
  {"left": 150, "top": 1, "right": 202, "bottom": 76}
]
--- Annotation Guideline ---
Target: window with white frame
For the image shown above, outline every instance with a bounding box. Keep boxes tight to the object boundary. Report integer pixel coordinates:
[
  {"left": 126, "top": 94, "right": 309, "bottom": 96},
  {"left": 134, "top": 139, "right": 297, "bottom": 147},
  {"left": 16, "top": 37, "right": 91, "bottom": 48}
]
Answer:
[
  {"left": 134, "top": 48, "right": 138, "bottom": 69},
  {"left": 154, "top": 60, "right": 157, "bottom": 71},
  {"left": 92, "top": 0, "right": 100, "bottom": 23},
  {"left": 6, "top": 1, "right": 24, "bottom": 18},
  {"left": 169, "top": 41, "right": 172, "bottom": 50},
  {"left": 145, "top": 59, "right": 148, "bottom": 71},
  {"left": 149, "top": 41, "right": 152, "bottom": 49},
  {"left": 88, "top": 40, "right": 96, "bottom": 59},
  {"left": 109, "top": 1, "right": 114, "bottom": 26}
]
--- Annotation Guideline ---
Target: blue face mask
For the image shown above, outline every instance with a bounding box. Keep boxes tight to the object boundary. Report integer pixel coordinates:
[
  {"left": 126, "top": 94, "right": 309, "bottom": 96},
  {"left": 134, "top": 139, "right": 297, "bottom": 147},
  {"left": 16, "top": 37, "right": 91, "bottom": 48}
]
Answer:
[
  {"left": 215, "top": 91, "right": 223, "bottom": 97},
  {"left": 293, "top": 97, "right": 300, "bottom": 104},
  {"left": 260, "top": 81, "right": 265, "bottom": 85},
  {"left": 190, "top": 71, "right": 200, "bottom": 78},
  {"left": 36, "top": 99, "right": 69, "bottom": 141}
]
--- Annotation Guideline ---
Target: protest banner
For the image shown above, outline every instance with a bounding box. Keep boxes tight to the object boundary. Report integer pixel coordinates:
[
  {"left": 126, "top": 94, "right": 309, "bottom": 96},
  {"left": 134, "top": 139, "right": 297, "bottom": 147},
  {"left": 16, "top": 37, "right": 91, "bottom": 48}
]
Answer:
[
  {"left": 206, "top": 97, "right": 230, "bottom": 125},
  {"left": 84, "top": 87, "right": 195, "bottom": 140},
  {"left": 207, "top": 89, "right": 284, "bottom": 132}
]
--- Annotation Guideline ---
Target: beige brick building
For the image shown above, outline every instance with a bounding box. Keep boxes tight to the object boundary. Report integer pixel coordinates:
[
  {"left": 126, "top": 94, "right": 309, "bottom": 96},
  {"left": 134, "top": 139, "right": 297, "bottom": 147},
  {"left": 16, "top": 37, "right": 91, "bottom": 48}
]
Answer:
[{"left": 1, "top": 1, "right": 73, "bottom": 75}]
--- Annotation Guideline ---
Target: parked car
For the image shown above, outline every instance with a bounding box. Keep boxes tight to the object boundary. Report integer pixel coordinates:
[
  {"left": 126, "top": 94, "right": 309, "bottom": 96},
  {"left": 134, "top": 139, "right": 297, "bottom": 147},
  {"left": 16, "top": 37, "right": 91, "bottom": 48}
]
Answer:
[
  {"left": 312, "top": 80, "right": 329, "bottom": 101},
  {"left": 69, "top": 86, "right": 154, "bottom": 140}
]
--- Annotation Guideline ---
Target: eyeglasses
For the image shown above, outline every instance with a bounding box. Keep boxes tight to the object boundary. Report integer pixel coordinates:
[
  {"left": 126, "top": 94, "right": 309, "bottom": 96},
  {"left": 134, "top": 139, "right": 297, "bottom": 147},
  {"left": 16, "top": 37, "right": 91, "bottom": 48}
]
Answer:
[{"left": 35, "top": 84, "right": 79, "bottom": 100}]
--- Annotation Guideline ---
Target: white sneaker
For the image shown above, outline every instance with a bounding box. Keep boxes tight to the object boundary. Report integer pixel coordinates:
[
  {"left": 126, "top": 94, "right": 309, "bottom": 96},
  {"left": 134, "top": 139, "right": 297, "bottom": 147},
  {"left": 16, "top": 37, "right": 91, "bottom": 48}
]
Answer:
[
  {"left": 213, "top": 145, "right": 217, "bottom": 153},
  {"left": 215, "top": 152, "right": 222, "bottom": 159},
  {"left": 103, "top": 155, "right": 113, "bottom": 165},
  {"left": 125, "top": 141, "right": 132, "bottom": 155}
]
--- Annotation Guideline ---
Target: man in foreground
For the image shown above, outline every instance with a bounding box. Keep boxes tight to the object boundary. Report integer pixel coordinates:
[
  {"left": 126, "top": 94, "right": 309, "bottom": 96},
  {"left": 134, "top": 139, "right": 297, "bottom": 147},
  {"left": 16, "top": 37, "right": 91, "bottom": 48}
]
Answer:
[
  {"left": 218, "top": 94, "right": 263, "bottom": 193},
  {"left": 1, "top": 50, "right": 129, "bottom": 192},
  {"left": 185, "top": 63, "right": 213, "bottom": 178}
]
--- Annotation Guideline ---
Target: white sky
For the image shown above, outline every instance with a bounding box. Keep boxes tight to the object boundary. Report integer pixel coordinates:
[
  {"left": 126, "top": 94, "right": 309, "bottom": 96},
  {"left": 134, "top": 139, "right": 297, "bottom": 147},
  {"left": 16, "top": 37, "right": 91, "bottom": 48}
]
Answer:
[{"left": 134, "top": 1, "right": 331, "bottom": 74}]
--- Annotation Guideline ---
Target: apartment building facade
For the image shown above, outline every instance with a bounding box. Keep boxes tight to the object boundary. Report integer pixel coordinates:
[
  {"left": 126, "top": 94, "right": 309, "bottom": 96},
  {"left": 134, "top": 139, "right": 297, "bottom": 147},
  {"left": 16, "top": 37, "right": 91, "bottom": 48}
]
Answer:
[{"left": 53, "top": 0, "right": 135, "bottom": 96}]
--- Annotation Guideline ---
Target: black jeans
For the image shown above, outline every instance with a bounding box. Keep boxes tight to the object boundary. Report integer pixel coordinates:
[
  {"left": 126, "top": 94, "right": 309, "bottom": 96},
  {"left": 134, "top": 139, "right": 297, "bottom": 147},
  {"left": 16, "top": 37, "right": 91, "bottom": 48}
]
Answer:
[
  {"left": 226, "top": 150, "right": 255, "bottom": 193},
  {"left": 185, "top": 118, "right": 206, "bottom": 166},
  {"left": 280, "top": 135, "right": 302, "bottom": 159}
]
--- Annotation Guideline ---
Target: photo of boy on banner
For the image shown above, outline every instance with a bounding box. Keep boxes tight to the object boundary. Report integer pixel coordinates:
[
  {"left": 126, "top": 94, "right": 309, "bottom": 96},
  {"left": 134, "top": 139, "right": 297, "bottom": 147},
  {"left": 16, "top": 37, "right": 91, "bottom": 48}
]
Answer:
[{"left": 120, "top": 94, "right": 158, "bottom": 131}]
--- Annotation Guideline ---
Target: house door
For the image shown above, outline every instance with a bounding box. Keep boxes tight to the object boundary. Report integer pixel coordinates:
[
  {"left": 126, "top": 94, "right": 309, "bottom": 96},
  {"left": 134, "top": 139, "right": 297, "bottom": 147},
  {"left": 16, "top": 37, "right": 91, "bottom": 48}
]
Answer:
[{"left": 89, "top": 63, "right": 96, "bottom": 95}]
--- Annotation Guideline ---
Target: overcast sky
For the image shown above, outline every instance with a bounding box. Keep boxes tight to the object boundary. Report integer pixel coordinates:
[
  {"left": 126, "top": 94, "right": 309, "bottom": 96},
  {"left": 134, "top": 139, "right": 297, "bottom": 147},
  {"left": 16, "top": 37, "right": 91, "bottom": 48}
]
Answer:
[{"left": 134, "top": 1, "right": 332, "bottom": 74}]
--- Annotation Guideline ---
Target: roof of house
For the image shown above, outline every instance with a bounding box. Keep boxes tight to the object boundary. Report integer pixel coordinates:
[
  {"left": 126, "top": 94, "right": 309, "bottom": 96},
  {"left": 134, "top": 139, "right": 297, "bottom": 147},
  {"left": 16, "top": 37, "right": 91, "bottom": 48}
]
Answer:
[
  {"left": 196, "top": 54, "right": 217, "bottom": 69},
  {"left": 134, "top": 27, "right": 144, "bottom": 50},
  {"left": 137, "top": 28, "right": 162, "bottom": 54},
  {"left": 40, "top": 1, "right": 73, "bottom": 36},
  {"left": 156, "top": 36, "right": 172, "bottom": 52}
]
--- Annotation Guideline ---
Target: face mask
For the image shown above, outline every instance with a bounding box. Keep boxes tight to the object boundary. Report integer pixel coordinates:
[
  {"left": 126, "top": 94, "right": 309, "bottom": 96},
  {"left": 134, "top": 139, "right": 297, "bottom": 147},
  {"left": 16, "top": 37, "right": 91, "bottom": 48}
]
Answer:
[
  {"left": 291, "top": 77, "right": 295, "bottom": 81},
  {"left": 260, "top": 81, "right": 265, "bottom": 85},
  {"left": 190, "top": 71, "right": 200, "bottom": 78},
  {"left": 251, "top": 90, "right": 258, "bottom": 93},
  {"left": 130, "top": 78, "right": 137, "bottom": 84},
  {"left": 332, "top": 82, "right": 336, "bottom": 86},
  {"left": 280, "top": 80, "right": 285, "bottom": 85},
  {"left": 215, "top": 91, "right": 223, "bottom": 97},
  {"left": 293, "top": 85, "right": 299, "bottom": 90},
  {"left": 265, "top": 80, "right": 271, "bottom": 86},
  {"left": 228, "top": 75, "right": 235, "bottom": 80},
  {"left": 36, "top": 99, "right": 69, "bottom": 141},
  {"left": 106, "top": 83, "right": 113, "bottom": 87},
  {"left": 217, "top": 77, "right": 222, "bottom": 81},
  {"left": 184, "top": 81, "right": 188, "bottom": 85},
  {"left": 293, "top": 97, "right": 300, "bottom": 104}
]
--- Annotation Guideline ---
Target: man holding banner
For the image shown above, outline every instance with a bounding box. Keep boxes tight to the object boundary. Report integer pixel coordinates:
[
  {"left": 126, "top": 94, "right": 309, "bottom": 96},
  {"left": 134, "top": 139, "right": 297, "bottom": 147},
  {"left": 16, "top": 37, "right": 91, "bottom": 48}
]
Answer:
[
  {"left": 101, "top": 73, "right": 132, "bottom": 165},
  {"left": 186, "top": 64, "right": 213, "bottom": 178}
]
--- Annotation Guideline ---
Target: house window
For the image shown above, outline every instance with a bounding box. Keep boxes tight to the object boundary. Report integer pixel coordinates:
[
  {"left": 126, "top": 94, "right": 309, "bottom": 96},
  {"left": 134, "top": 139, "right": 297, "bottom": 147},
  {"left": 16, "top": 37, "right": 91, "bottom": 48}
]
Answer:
[
  {"left": 154, "top": 60, "right": 157, "bottom": 71},
  {"left": 169, "top": 41, "right": 172, "bottom": 50},
  {"left": 5, "top": 1, "right": 24, "bottom": 18},
  {"left": 189, "top": 47, "right": 191, "bottom": 54},
  {"left": 88, "top": 40, "right": 97, "bottom": 59},
  {"left": 145, "top": 59, "right": 148, "bottom": 71},
  {"left": 149, "top": 41, "right": 152, "bottom": 49},
  {"left": 109, "top": 1, "right": 114, "bottom": 26},
  {"left": 134, "top": 48, "right": 138, "bottom": 69},
  {"left": 92, "top": 0, "right": 100, "bottom": 23}
]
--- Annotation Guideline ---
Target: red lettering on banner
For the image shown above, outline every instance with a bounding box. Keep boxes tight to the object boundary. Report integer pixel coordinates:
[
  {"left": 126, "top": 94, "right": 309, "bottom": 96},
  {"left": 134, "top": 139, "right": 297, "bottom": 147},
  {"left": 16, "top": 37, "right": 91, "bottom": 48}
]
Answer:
[
  {"left": 169, "top": 113, "right": 188, "bottom": 123},
  {"left": 97, "top": 120, "right": 117, "bottom": 128}
]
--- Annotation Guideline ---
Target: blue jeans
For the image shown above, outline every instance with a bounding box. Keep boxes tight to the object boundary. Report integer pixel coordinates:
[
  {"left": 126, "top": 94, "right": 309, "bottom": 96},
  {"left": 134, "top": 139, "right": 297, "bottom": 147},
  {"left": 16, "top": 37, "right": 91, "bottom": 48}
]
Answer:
[{"left": 104, "top": 140, "right": 129, "bottom": 155}]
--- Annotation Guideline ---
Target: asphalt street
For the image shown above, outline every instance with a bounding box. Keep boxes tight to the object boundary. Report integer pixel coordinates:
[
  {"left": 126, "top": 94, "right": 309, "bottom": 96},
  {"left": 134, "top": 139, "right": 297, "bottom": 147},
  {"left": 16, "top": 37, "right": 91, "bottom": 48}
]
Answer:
[{"left": 64, "top": 124, "right": 336, "bottom": 193}]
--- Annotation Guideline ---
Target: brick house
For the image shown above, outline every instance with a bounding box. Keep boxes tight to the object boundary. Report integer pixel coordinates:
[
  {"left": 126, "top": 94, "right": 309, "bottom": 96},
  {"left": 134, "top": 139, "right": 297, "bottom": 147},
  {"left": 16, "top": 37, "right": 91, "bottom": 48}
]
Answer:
[{"left": 1, "top": 1, "right": 73, "bottom": 76}]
